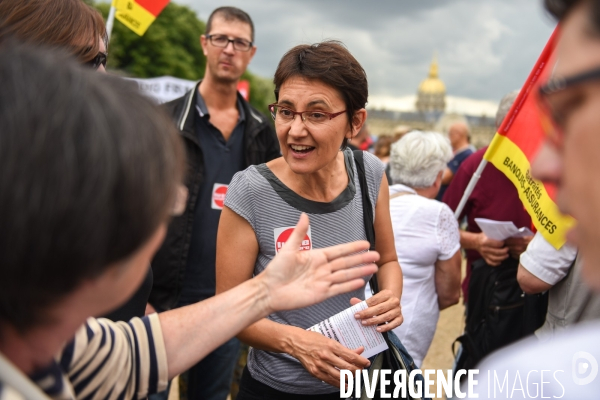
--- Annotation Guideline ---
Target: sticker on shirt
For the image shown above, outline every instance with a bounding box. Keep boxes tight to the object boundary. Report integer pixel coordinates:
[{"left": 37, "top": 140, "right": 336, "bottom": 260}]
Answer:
[
  {"left": 274, "top": 225, "right": 312, "bottom": 254},
  {"left": 211, "top": 183, "right": 228, "bottom": 210}
]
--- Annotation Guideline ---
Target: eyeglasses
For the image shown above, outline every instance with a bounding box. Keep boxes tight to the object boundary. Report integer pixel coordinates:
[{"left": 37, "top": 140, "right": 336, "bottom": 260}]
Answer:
[
  {"left": 86, "top": 51, "right": 107, "bottom": 70},
  {"left": 206, "top": 34, "right": 253, "bottom": 52},
  {"left": 537, "top": 65, "right": 600, "bottom": 148},
  {"left": 268, "top": 104, "right": 347, "bottom": 126}
]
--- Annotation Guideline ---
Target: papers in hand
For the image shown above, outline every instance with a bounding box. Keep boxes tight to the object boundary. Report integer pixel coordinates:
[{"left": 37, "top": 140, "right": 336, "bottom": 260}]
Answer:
[
  {"left": 474, "top": 218, "right": 534, "bottom": 241},
  {"left": 307, "top": 300, "right": 388, "bottom": 359}
]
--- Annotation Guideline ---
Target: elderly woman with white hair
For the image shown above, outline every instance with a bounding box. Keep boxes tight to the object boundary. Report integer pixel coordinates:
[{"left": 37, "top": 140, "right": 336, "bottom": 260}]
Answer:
[{"left": 386, "top": 130, "right": 462, "bottom": 366}]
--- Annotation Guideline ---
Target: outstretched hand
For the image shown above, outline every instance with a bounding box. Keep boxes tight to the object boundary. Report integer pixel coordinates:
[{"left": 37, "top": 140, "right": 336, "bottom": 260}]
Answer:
[{"left": 260, "top": 213, "right": 379, "bottom": 313}]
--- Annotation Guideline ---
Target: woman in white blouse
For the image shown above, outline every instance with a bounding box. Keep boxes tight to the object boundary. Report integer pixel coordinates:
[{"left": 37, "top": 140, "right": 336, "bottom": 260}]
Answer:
[{"left": 386, "top": 130, "right": 462, "bottom": 366}]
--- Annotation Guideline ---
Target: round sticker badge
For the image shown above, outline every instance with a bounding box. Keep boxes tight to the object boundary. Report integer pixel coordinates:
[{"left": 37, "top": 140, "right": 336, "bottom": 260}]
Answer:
[
  {"left": 211, "top": 183, "right": 228, "bottom": 210},
  {"left": 273, "top": 225, "right": 312, "bottom": 254}
]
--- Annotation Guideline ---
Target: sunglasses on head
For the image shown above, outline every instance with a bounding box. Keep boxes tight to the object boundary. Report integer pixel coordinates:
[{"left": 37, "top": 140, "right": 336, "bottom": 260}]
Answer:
[{"left": 86, "top": 51, "right": 107, "bottom": 69}]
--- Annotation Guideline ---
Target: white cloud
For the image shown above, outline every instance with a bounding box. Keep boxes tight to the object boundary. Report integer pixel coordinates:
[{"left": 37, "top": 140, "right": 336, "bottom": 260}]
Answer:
[
  {"left": 367, "top": 94, "right": 498, "bottom": 117},
  {"left": 367, "top": 95, "right": 416, "bottom": 112},
  {"left": 445, "top": 96, "right": 499, "bottom": 117},
  {"left": 177, "top": 0, "right": 555, "bottom": 103}
]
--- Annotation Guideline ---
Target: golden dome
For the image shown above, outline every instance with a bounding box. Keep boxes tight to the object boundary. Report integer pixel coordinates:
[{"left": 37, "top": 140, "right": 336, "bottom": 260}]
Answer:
[{"left": 418, "top": 55, "right": 446, "bottom": 94}]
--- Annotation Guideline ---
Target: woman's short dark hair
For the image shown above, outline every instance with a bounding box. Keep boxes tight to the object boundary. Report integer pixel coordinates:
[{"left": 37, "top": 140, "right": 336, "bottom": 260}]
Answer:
[
  {"left": 273, "top": 41, "right": 369, "bottom": 149},
  {"left": 0, "top": 43, "right": 184, "bottom": 331},
  {"left": 545, "top": 0, "right": 600, "bottom": 31},
  {"left": 0, "top": 0, "right": 107, "bottom": 64}
]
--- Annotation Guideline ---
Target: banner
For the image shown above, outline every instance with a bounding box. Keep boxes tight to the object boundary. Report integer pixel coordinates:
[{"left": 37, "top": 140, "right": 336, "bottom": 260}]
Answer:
[
  {"left": 483, "top": 27, "right": 575, "bottom": 249},
  {"left": 127, "top": 77, "right": 252, "bottom": 104},
  {"left": 128, "top": 76, "right": 196, "bottom": 103},
  {"left": 237, "top": 80, "right": 250, "bottom": 101},
  {"left": 112, "top": 0, "right": 170, "bottom": 36}
]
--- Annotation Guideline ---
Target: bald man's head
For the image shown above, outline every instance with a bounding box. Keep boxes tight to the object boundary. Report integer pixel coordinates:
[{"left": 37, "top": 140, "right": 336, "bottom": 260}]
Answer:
[{"left": 448, "top": 122, "right": 470, "bottom": 151}]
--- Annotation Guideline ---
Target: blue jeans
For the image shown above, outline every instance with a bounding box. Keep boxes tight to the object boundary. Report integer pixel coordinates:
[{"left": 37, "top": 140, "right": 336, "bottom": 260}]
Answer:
[{"left": 186, "top": 337, "right": 241, "bottom": 400}]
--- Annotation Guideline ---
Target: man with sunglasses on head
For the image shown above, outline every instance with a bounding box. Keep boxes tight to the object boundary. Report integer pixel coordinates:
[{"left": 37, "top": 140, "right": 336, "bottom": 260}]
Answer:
[
  {"left": 149, "top": 6, "right": 279, "bottom": 400},
  {"left": 470, "top": 0, "right": 600, "bottom": 397}
]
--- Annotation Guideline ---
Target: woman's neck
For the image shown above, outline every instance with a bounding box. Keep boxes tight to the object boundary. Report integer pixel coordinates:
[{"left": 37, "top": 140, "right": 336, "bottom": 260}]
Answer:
[
  {"left": 0, "top": 310, "right": 87, "bottom": 375},
  {"left": 414, "top": 186, "right": 438, "bottom": 199},
  {"left": 270, "top": 152, "right": 349, "bottom": 203}
]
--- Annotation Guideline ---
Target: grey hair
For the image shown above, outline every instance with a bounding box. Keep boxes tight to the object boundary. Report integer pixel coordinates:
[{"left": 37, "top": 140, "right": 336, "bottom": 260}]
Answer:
[
  {"left": 389, "top": 130, "right": 453, "bottom": 188},
  {"left": 495, "top": 90, "right": 519, "bottom": 130}
]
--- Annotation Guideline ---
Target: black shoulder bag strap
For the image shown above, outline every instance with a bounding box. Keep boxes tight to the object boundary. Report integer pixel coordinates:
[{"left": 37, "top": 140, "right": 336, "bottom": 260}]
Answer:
[
  {"left": 353, "top": 150, "right": 407, "bottom": 373},
  {"left": 352, "top": 150, "right": 380, "bottom": 295}
]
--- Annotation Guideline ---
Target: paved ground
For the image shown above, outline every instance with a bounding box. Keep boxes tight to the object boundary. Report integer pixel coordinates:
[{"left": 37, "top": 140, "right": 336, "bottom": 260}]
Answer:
[
  {"left": 421, "top": 301, "right": 465, "bottom": 399},
  {"left": 420, "top": 259, "right": 467, "bottom": 400}
]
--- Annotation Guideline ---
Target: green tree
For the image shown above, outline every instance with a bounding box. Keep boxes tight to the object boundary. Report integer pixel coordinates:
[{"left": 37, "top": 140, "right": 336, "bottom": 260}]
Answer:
[
  {"left": 94, "top": 2, "right": 274, "bottom": 115},
  {"left": 96, "top": 2, "right": 206, "bottom": 79}
]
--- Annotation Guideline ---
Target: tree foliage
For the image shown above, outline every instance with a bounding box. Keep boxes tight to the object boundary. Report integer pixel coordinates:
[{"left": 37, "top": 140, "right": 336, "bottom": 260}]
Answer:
[
  {"left": 93, "top": 1, "right": 274, "bottom": 115},
  {"left": 96, "top": 2, "right": 206, "bottom": 79}
]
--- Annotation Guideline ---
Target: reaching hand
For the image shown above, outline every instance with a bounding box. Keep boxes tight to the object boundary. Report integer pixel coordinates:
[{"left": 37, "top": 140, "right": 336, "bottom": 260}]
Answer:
[
  {"left": 259, "top": 213, "right": 379, "bottom": 314},
  {"left": 351, "top": 290, "right": 403, "bottom": 332},
  {"left": 476, "top": 233, "right": 509, "bottom": 266}
]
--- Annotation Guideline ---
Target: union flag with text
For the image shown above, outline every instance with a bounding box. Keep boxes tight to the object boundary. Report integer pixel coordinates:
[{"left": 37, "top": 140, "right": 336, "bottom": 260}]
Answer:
[
  {"left": 483, "top": 27, "right": 575, "bottom": 249},
  {"left": 112, "top": 0, "right": 170, "bottom": 36}
]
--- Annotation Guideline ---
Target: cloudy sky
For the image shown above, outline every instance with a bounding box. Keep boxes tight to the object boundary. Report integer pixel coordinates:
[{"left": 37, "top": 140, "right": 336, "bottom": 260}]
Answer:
[{"left": 176, "top": 0, "right": 555, "bottom": 114}]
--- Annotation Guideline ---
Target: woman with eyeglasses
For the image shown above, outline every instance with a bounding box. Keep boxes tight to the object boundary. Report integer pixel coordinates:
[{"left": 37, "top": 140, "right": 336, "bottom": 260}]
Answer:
[
  {"left": 216, "top": 41, "right": 403, "bottom": 399},
  {"left": 0, "top": 0, "right": 150, "bottom": 323}
]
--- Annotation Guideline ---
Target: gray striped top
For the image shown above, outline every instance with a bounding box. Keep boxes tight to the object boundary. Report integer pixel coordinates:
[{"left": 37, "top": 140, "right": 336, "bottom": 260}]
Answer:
[{"left": 224, "top": 148, "right": 384, "bottom": 394}]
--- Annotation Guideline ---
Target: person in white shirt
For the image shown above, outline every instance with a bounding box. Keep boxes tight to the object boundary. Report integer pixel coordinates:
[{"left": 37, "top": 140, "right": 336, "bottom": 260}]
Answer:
[
  {"left": 383, "top": 130, "right": 462, "bottom": 366},
  {"left": 518, "top": 231, "right": 577, "bottom": 297},
  {"left": 516, "top": 232, "right": 600, "bottom": 341},
  {"left": 472, "top": 0, "right": 600, "bottom": 397},
  {"left": 518, "top": 233, "right": 600, "bottom": 343}
]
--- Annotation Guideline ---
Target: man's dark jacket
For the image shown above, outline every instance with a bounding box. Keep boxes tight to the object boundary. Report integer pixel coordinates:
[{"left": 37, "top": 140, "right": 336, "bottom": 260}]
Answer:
[{"left": 150, "top": 81, "right": 280, "bottom": 311}]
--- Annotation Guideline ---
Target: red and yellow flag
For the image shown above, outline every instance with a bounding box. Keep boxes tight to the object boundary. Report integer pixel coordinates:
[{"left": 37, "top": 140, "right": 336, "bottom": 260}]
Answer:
[
  {"left": 112, "top": 0, "right": 170, "bottom": 36},
  {"left": 483, "top": 27, "right": 575, "bottom": 249}
]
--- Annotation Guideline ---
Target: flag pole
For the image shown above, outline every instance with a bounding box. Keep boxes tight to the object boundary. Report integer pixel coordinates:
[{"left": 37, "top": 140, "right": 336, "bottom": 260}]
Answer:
[
  {"left": 453, "top": 28, "right": 559, "bottom": 221},
  {"left": 453, "top": 159, "right": 487, "bottom": 219},
  {"left": 106, "top": 5, "right": 117, "bottom": 42}
]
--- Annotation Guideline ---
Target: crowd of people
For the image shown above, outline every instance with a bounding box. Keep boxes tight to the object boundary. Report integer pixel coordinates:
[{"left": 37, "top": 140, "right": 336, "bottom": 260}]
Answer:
[{"left": 1, "top": 0, "right": 600, "bottom": 399}]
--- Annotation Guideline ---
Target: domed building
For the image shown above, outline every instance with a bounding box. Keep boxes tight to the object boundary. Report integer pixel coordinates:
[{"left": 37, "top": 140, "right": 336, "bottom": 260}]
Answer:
[
  {"left": 364, "top": 53, "right": 496, "bottom": 147},
  {"left": 415, "top": 55, "right": 446, "bottom": 114}
]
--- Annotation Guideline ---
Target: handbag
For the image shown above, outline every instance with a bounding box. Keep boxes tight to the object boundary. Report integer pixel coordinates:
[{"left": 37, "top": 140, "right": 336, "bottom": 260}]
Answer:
[
  {"left": 453, "top": 256, "right": 548, "bottom": 376},
  {"left": 353, "top": 150, "right": 427, "bottom": 400}
]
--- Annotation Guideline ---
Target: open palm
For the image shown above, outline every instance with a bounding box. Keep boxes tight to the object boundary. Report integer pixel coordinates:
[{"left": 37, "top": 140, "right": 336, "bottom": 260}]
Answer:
[{"left": 261, "top": 214, "right": 379, "bottom": 313}]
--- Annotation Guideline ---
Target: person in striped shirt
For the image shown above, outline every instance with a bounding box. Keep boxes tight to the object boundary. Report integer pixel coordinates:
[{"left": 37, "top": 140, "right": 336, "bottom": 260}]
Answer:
[{"left": 0, "top": 44, "right": 380, "bottom": 400}]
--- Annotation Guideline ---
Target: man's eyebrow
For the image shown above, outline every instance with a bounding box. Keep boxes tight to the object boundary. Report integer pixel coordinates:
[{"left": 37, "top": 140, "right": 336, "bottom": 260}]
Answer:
[
  {"left": 210, "top": 32, "right": 252, "bottom": 41},
  {"left": 278, "top": 99, "right": 294, "bottom": 106}
]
